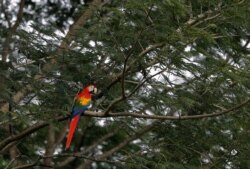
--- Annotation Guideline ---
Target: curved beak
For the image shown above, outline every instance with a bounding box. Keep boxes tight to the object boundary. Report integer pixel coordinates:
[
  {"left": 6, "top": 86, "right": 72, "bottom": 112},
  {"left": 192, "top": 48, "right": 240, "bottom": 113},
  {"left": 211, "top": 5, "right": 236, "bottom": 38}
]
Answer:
[{"left": 93, "top": 87, "right": 97, "bottom": 94}]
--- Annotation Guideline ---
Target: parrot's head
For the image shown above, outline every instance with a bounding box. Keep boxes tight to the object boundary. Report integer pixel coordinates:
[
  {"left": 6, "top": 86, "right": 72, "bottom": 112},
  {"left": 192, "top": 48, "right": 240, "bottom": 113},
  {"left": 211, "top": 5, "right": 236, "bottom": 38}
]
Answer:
[{"left": 86, "top": 84, "right": 97, "bottom": 95}]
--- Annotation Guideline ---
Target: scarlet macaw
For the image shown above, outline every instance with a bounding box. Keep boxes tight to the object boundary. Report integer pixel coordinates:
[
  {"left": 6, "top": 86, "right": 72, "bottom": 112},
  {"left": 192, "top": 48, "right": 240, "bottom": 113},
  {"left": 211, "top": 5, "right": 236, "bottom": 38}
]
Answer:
[{"left": 65, "top": 84, "right": 97, "bottom": 150}]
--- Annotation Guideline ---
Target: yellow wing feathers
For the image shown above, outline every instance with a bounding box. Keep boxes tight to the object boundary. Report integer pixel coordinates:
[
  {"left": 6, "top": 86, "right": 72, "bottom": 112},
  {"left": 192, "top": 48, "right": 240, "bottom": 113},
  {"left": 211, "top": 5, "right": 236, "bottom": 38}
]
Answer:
[{"left": 78, "top": 97, "right": 91, "bottom": 105}]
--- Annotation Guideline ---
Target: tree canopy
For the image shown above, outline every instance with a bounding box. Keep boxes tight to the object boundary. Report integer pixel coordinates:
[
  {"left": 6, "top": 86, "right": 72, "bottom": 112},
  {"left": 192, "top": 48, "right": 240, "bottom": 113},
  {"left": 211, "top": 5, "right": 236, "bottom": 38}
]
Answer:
[{"left": 0, "top": 0, "right": 249, "bottom": 168}]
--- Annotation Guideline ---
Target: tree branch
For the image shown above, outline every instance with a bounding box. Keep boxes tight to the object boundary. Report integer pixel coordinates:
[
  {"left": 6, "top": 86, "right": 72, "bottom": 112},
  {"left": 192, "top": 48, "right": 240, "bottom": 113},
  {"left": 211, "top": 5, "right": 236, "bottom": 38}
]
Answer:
[
  {"left": 46, "top": 0, "right": 104, "bottom": 67},
  {"left": 57, "top": 126, "right": 121, "bottom": 168},
  {"left": 0, "top": 0, "right": 105, "bottom": 112},
  {"left": 96, "top": 122, "right": 155, "bottom": 160},
  {"left": 1, "top": 0, "right": 25, "bottom": 61},
  {"left": 85, "top": 98, "right": 250, "bottom": 120},
  {"left": 0, "top": 116, "right": 67, "bottom": 151},
  {"left": 104, "top": 60, "right": 167, "bottom": 116},
  {"left": 0, "top": 0, "right": 11, "bottom": 27},
  {"left": 12, "top": 156, "right": 42, "bottom": 169},
  {"left": 120, "top": 5, "right": 155, "bottom": 98},
  {"left": 75, "top": 121, "right": 155, "bottom": 168},
  {"left": 43, "top": 124, "right": 55, "bottom": 169},
  {"left": 104, "top": 7, "right": 222, "bottom": 100},
  {"left": 1, "top": 98, "right": 248, "bottom": 152}
]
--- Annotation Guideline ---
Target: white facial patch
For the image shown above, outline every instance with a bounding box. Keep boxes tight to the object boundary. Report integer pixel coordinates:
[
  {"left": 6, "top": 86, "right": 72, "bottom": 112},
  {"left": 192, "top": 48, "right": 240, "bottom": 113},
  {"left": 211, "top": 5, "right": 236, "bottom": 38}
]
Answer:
[{"left": 88, "top": 85, "right": 97, "bottom": 94}]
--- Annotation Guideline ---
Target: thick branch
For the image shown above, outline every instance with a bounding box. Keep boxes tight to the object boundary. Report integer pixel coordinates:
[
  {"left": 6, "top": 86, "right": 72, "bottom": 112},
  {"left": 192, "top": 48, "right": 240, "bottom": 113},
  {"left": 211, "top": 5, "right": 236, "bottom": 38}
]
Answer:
[
  {"left": 1, "top": 84, "right": 33, "bottom": 113},
  {"left": 43, "top": 124, "right": 56, "bottom": 169},
  {"left": 1, "top": 99, "right": 248, "bottom": 151},
  {"left": 47, "top": 0, "right": 104, "bottom": 66},
  {"left": 0, "top": 0, "right": 26, "bottom": 114},
  {"left": 0, "top": 0, "right": 104, "bottom": 112},
  {"left": 0, "top": 116, "right": 67, "bottom": 151},
  {"left": 1, "top": 0, "right": 25, "bottom": 61}
]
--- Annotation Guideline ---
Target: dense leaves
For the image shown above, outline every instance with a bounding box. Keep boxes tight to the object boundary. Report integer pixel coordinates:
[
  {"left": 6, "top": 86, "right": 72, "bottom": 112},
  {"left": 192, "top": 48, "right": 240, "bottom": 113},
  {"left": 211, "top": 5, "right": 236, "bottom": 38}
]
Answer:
[{"left": 0, "top": 0, "right": 249, "bottom": 168}]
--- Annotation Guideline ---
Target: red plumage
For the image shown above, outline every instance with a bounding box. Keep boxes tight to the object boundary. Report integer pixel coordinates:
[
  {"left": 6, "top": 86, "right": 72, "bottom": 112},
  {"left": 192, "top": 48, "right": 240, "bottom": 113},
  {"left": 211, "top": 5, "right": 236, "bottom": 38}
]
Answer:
[
  {"left": 65, "top": 115, "right": 80, "bottom": 150},
  {"left": 65, "top": 85, "right": 97, "bottom": 150}
]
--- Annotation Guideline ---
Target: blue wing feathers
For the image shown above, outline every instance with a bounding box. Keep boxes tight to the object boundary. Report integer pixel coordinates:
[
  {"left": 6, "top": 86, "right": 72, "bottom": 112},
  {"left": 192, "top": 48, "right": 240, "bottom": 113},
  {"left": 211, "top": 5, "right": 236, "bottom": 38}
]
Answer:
[{"left": 71, "top": 105, "right": 90, "bottom": 117}]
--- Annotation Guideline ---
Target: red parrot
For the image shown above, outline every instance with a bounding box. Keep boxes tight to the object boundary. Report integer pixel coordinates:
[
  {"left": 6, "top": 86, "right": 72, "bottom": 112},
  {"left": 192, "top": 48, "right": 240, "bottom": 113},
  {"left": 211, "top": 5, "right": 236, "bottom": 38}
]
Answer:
[{"left": 65, "top": 84, "right": 97, "bottom": 150}]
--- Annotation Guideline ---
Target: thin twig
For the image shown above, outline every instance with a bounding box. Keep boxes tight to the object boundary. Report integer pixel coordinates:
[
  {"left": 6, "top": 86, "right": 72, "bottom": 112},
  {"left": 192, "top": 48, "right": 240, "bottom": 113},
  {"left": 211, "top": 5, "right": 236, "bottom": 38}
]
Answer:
[
  {"left": 121, "top": 3, "right": 155, "bottom": 98},
  {"left": 57, "top": 125, "right": 121, "bottom": 167}
]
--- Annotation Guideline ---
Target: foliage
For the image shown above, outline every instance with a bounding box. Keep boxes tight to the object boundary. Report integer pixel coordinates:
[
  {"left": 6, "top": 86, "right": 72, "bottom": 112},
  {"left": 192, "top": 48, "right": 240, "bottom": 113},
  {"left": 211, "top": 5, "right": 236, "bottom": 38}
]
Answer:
[{"left": 0, "top": 0, "right": 249, "bottom": 168}]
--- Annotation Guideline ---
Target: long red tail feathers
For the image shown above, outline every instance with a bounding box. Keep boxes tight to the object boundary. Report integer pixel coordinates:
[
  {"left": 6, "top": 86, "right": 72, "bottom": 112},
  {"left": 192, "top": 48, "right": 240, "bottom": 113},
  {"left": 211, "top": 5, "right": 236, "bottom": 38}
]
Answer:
[{"left": 65, "top": 115, "right": 80, "bottom": 150}]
